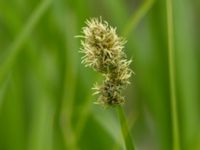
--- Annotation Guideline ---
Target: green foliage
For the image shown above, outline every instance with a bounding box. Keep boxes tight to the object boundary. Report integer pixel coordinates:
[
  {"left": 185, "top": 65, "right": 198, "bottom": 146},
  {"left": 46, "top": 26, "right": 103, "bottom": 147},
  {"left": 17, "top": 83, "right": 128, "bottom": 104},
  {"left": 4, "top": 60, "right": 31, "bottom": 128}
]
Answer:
[{"left": 0, "top": 0, "right": 199, "bottom": 150}]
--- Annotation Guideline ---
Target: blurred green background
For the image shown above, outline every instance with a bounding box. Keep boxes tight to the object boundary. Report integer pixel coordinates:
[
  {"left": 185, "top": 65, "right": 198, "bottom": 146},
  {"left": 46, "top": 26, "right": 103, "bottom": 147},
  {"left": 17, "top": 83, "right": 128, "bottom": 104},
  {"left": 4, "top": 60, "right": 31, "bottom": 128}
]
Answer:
[{"left": 0, "top": 0, "right": 199, "bottom": 150}]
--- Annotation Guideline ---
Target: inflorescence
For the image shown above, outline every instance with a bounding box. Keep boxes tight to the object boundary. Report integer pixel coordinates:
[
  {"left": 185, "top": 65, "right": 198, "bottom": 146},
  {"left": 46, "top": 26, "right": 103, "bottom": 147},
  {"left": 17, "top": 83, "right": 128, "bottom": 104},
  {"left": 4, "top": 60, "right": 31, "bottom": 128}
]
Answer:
[{"left": 78, "top": 17, "right": 133, "bottom": 107}]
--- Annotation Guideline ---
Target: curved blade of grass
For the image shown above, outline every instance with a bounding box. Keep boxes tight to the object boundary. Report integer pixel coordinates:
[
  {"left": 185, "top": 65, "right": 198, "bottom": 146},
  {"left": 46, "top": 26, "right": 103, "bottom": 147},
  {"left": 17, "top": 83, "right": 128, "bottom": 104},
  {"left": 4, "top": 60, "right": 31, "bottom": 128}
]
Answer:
[
  {"left": 0, "top": 0, "right": 52, "bottom": 85},
  {"left": 117, "top": 106, "right": 135, "bottom": 150},
  {"left": 122, "top": 0, "right": 155, "bottom": 38},
  {"left": 166, "top": 0, "right": 180, "bottom": 149}
]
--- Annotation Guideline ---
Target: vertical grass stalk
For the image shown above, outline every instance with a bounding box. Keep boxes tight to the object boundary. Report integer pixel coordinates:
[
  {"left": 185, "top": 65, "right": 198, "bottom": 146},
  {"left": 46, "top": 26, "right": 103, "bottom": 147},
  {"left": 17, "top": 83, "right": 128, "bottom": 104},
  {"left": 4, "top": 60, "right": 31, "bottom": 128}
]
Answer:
[
  {"left": 117, "top": 106, "right": 135, "bottom": 150},
  {"left": 166, "top": 0, "right": 180, "bottom": 150}
]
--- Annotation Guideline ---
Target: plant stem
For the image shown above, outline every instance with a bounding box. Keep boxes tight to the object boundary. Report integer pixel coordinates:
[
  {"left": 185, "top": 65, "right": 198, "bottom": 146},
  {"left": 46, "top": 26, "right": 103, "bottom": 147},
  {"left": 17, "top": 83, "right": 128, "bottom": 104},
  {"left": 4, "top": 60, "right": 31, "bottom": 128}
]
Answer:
[
  {"left": 166, "top": 0, "right": 180, "bottom": 150},
  {"left": 117, "top": 106, "right": 135, "bottom": 150}
]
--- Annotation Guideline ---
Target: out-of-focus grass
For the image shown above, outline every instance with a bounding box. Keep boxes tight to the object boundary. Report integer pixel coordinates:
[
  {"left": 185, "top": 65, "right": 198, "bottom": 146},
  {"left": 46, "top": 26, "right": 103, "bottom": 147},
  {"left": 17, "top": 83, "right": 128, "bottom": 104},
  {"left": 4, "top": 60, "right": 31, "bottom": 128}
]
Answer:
[{"left": 0, "top": 0, "right": 199, "bottom": 150}]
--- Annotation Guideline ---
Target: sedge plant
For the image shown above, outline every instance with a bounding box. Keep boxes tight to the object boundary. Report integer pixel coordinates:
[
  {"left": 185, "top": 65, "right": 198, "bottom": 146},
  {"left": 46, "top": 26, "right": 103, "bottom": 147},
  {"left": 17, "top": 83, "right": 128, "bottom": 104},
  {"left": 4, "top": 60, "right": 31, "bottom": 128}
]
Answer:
[{"left": 77, "top": 17, "right": 135, "bottom": 150}]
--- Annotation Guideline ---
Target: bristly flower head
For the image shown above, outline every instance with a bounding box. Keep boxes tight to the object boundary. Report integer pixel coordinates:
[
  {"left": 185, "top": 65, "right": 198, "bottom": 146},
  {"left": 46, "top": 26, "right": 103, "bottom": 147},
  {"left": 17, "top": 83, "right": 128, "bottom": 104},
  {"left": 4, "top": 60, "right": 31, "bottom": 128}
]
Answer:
[{"left": 78, "top": 17, "right": 133, "bottom": 107}]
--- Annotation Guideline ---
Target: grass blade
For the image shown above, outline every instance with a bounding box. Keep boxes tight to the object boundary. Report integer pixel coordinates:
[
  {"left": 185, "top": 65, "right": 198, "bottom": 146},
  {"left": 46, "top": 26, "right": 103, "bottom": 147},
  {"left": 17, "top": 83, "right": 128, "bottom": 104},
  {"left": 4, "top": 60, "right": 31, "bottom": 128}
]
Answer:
[
  {"left": 166, "top": 0, "right": 180, "bottom": 149},
  {"left": 122, "top": 0, "right": 155, "bottom": 38},
  {"left": 0, "top": 0, "right": 52, "bottom": 84}
]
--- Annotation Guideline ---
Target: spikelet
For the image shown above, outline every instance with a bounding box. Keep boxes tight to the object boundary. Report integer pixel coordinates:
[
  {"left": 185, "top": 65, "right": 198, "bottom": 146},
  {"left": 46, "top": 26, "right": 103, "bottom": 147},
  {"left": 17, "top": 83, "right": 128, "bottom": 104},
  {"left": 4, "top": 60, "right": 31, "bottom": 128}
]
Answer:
[{"left": 78, "top": 17, "right": 133, "bottom": 106}]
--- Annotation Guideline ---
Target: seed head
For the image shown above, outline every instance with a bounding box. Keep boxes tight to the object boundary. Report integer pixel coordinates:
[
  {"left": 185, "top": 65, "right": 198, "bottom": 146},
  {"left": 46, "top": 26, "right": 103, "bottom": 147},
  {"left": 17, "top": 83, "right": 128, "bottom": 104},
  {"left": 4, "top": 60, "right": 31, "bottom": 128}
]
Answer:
[{"left": 78, "top": 17, "right": 133, "bottom": 107}]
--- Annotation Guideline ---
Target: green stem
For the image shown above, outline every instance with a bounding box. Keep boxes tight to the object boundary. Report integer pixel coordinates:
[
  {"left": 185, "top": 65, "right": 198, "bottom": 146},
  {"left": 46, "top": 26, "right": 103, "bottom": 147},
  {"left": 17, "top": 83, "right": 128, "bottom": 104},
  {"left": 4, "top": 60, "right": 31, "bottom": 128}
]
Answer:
[
  {"left": 166, "top": 0, "right": 180, "bottom": 150},
  {"left": 117, "top": 106, "right": 135, "bottom": 150}
]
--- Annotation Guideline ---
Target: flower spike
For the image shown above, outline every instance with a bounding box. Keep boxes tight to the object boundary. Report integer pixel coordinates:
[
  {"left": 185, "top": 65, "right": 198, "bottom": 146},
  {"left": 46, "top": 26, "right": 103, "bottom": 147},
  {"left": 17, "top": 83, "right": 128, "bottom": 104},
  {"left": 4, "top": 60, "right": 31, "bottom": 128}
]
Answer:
[{"left": 78, "top": 17, "right": 133, "bottom": 106}]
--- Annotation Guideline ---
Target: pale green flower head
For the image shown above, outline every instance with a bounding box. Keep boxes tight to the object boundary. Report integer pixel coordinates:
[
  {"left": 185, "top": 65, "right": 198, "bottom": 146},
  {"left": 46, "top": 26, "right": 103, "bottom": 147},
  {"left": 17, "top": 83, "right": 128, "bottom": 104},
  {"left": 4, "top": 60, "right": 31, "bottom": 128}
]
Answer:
[
  {"left": 80, "top": 17, "right": 126, "bottom": 73},
  {"left": 78, "top": 17, "right": 133, "bottom": 106}
]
